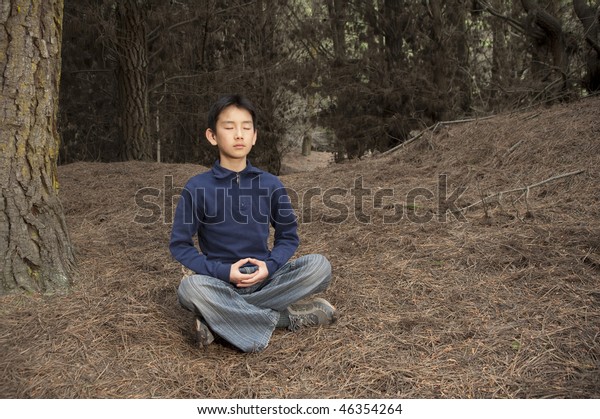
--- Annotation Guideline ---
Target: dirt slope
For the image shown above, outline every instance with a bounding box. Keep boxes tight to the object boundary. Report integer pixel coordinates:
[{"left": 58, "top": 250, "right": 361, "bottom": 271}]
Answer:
[{"left": 1, "top": 97, "right": 599, "bottom": 398}]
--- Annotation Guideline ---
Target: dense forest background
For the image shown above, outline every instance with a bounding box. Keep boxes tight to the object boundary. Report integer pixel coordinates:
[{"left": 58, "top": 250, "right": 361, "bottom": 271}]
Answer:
[{"left": 59, "top": 0, "right": 600, "bottom": 173}]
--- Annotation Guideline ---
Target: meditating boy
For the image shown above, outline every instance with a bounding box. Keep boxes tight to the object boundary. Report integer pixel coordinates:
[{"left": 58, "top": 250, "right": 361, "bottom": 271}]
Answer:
[{"left": 170, "top": 94, "right": 336, "bottom": 352}]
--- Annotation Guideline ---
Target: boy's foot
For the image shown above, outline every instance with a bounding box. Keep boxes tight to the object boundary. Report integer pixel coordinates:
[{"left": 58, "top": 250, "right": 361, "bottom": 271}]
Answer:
[
  {"left": 194, "top": 318, "right": 215, "bottom": 348},
  {"left": 287, "top": 298, "right": 337, "bottom": 331}
]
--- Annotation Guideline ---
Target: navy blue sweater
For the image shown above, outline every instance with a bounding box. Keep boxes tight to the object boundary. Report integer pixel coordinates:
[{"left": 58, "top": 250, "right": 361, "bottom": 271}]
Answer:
[{"left": 169, "top": 161, "right": 299, "bottom": 282}]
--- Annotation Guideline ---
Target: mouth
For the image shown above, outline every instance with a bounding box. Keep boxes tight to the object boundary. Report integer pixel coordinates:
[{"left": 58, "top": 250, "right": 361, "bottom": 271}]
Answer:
[{"left": 234, "top": 144, "right": 245, "bottom": 149}]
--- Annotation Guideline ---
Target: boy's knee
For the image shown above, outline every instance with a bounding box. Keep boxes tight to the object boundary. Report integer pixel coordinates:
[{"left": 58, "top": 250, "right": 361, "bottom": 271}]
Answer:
[
  {"left": 178, "top": 275, "right": 195, "bottom": 298},
  {"left": 299, "top": 254, "right": 332, "bottom": 289},
  {"left": 177, "top": 276, "right": 195, "bottom": 308},
  {"left": 177, "top": 275, "right": 212, "bottom": 307},
  {"left": 308, "top": 253, "right": 331, "bottom": 277}
]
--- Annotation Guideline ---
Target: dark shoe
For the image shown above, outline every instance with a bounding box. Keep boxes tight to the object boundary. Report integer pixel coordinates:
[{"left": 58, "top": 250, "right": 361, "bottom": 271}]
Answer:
[
  {"left": 287, "top": 298, "right": 337, "bottom": 331},
  {"left": 194, "top": 317, "right": 215, "bottom": 348}
]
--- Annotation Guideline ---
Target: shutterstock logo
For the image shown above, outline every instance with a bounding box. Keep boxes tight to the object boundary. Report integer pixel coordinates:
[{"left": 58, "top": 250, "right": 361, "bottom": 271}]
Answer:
[
  {"left": 133, "top": 174, "right": 467, "bottom": 225},
  {"left": 286, "top": 174, "right": 467, "bottom": 224}
]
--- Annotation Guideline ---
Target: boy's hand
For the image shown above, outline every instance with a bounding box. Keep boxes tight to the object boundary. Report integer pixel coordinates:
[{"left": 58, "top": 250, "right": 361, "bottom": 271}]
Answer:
[{"left": 229, "top": 258, "right": 269, "bottom": 288}]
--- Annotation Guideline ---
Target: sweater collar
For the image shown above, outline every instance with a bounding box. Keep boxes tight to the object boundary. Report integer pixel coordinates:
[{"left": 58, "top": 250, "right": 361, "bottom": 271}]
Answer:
[{"left": 211, "top": 160, "right": 262, "bottom": 179}]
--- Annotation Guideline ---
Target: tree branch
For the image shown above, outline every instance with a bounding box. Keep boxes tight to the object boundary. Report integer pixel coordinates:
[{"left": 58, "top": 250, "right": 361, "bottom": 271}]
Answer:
[
  {"left": 457, "top": 169, "right": 586, "bottom": 213},
  {"left": 478, "top": 0, "right": 527, "bottom": 35},
  {"left": 380, "top": 115, "right": 497, "bottom": 156},
  {"left": 584, "top": 35, "right": 600, "bottom": 55},
  {"left": 573, "top": 0, "right": 600, "bottom": 55}
]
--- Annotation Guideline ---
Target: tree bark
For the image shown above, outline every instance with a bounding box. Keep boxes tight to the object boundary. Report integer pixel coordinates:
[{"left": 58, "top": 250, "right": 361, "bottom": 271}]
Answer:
[
  {"left": 429, "top": 0, "right": 448, "bottom": 120},
  {"left": 573, "top": 0, "right": 600, "bottom": 53},
  {"left": 0, "top": 0, "right": 75, "bottom": 294},
  {"left": 521, "top": 0, "right": 568, "bottom": 89},
  {"left": 573, "top": 0, "right": 600, "bottom": 92},
  {"left": 116, "top": 0, "right": 152, "bottom": 161},
  {"left": 326, "top": 0, "right": 346, "bottom": 63},
  {"left": 490, "top": 0, "right": 509, "bottom": 104},
  {"left": 383, "top": 0, "right": 407, "bottom": 67},
  {"left": 447, "top": 0, "right": 472, "bottom": 112}
]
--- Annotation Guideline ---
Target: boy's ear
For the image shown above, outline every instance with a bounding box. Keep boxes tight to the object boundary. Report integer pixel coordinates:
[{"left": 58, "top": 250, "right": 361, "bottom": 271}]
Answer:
[
  {"left": 205, "top": 128, "right": 217, "bottom": 146},
  {"left": 252, "top": 128, "right": 257, "bottom": 145}
]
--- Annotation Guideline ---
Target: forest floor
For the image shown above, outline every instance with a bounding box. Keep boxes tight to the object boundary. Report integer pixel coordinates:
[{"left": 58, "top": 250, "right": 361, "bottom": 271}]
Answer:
[
  {"left": 279, "top": 149, "right": 334, "bottom": 174},
  {"left": 1, "top": 97, "right": 600, "bottom": 398}
]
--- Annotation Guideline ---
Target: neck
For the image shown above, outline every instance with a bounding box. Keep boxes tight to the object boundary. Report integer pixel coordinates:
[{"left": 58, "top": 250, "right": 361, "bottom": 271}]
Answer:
[{"left": 219, "top": 156, "right": 247, "bottom": 172}]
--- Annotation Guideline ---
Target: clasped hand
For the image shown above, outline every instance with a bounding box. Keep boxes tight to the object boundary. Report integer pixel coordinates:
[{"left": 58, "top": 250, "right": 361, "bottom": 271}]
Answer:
[{"left": 229, "top": 258, "right": 269, "bottom": 288}]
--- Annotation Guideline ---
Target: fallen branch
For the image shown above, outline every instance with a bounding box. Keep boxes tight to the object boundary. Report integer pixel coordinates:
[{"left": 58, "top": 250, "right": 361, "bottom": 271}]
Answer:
[
  {"left": 522, "top": 112, "right": 542, "bottom": 121},
  {"left": 380, "top": 115, "right": 497, "bottom": 157},
  {"left": 458, "top": 169, "right": 586, "bottom": 213},
  {"left": 503, "top": 139, "right": 524, "bottom": 158},
  {"left": 527, "top": 170, "right": 586, "bottom": 188},
  {"left": 380, "top": 132, "right": 424, "bottom": 156},
  {"left": 440, "top": 115, "right": 497, "bottom": 125}
]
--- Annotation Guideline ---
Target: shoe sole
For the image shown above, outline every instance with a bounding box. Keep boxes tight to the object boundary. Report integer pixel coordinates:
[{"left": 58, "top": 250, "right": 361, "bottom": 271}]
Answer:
[{"left": 194, "top": 318, "right": 214, "bottom": 348}]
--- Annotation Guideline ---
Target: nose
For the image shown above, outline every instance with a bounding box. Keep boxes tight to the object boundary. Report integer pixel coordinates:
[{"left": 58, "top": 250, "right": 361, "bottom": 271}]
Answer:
[{"left": 234, "top": 127, "right": 244, "bottom": 139}]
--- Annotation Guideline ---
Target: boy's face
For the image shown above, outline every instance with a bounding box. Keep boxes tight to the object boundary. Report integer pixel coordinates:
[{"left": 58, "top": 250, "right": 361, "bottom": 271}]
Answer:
[{"left": 206, "top": 105, "right": 257, "bottom": 164}]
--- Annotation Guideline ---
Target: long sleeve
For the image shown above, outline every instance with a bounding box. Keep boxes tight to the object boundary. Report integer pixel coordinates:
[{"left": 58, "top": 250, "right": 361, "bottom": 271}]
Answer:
[
  {"left": 265, "top": 184, "right": 299, "bottom": 275},
  {"left": 169, "top": 186, "right": 230, "bottom": 281},
  {"left": 169, "top": 162, "right": 298, "bottom": 282}
]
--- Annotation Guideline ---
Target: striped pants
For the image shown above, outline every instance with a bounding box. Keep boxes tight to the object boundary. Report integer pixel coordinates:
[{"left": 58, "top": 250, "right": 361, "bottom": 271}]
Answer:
[{"left": 177, "top": 254, "right": 332, "bottom": 352}]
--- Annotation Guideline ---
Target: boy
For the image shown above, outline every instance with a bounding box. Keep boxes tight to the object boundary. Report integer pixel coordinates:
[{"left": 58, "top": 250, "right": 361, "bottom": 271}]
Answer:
[{"left": 170, "top": 94, "right": 336, "bottom": 353}]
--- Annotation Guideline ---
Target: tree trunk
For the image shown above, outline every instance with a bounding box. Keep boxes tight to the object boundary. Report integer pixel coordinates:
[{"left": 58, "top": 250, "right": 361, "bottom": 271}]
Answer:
[
  {"left": 302, "top": 133, "right": 312, "bottom": 156},
  {"left": 429, "top": 0, "right": 448, "bottom": 120},
  {"left": 490, "top": 0, "right": 509, "bottom": 104},
  {"left": 573, "top": 0, "right": 600, "bottom": 52},
  {"left": 326, "top": 0, "right": 346, "bottom": 63},
  {"left": 521, "top": 0, "right": 568, "bottom": 89},
  {"left": 0, "top": 0, "right": 75, "bottom": 294},
  {"left": 383, "top": 0, "right": 407, "bottom": 67},
  {"left": 116, "top": 0, "right": 152, "bottom": 161},
  {"left": 573, "top": 0, "right": 600, "bottom": 92},
  {"left": 447, "top": 0, "right": 472, "bottom": 112}
]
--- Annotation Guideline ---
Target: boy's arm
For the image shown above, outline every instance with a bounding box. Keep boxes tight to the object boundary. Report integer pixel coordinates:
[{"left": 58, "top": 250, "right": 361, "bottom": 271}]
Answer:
[
  {"left": 169, "top": 186, "right": 231, "bottom": 281},
  {"left": 265, "top": 184, "right": 300, "bottom": 275}
]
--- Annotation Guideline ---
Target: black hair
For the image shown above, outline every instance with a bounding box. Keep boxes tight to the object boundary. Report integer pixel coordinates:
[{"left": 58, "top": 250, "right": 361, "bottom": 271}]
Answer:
[{"left": 207, "top": 94, "right": 257, "bottom": 132}]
